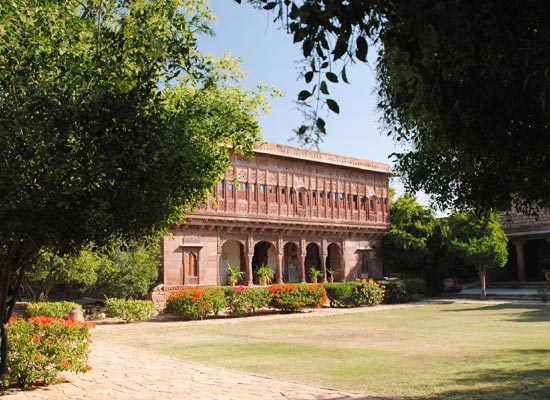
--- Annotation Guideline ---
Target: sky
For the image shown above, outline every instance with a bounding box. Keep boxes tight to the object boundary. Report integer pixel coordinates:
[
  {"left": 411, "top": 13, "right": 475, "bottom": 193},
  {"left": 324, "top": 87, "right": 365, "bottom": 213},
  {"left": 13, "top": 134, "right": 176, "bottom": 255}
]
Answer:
[{"left": 199, "top": 1, "right": 420, "bottom": 202}]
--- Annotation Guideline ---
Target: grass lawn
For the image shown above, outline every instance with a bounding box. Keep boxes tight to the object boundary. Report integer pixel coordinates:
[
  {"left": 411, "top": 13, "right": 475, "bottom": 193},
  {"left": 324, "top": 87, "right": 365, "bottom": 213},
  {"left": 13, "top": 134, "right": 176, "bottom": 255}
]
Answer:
[{"left": 93, "top": 302, "right": 550, "bottom": 399}]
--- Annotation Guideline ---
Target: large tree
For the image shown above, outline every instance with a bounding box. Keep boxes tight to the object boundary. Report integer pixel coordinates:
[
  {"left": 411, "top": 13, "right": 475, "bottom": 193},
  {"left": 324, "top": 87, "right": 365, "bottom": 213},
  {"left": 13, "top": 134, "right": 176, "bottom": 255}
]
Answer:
[
  {"left": 242, "top": 0, "right": 550, "bottom": 212},
  {"left": 0, "top": 0, "right": 269, "bottom": 377}
]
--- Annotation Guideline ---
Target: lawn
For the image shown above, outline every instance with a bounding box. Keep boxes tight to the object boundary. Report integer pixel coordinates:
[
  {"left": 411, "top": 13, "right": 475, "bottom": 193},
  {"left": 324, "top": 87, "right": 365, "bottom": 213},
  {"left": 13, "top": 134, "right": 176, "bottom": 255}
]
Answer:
[{"left": 93, "top": 302, "right": 550, "bottom": 399}]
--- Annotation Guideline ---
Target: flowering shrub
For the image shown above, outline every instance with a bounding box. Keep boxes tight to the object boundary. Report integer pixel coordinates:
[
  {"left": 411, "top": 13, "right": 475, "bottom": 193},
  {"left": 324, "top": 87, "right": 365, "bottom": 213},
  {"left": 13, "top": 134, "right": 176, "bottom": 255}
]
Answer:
[
  {"left": 300, "top": 284, "right": 328, "bottom": 308},
  {"left": 166, "top": 287, "right": 226, "bottom": 320},
  {"left": 3, "top": 316, "right": 94, "bottom": 389},
  {"left": 26, "top": 301, "right": 81, "bottom": 319},
  {"left": 105, "top": 299, "right": 156, "bottom": 323},
  {"left": 350, "top": 279, "right": 385, "bottom": 307},
  {"left": 268, "top": 284, "right": 307, "bottom": 312},
  {"left": 226, "top": 286, "right": 271, "bottom": 316}
]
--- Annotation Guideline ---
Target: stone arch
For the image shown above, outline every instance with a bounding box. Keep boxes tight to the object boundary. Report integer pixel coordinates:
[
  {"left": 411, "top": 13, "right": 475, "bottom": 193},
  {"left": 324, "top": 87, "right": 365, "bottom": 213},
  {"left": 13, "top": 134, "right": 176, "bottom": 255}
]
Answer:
[
  {"left": 283, "top": 242, "right": 300, "bottom": 283},
  {"left": 219, "top": 239, "right": 246, "bottom": 286},
  {"left": 252, "top": 241, "right": 276, "bottom": 284},
  {"left": 305, "top": 242, "right": 322, "bottom": 282},
  {"left": 326, "top": 243, "right": 343, "bottom": 281}
]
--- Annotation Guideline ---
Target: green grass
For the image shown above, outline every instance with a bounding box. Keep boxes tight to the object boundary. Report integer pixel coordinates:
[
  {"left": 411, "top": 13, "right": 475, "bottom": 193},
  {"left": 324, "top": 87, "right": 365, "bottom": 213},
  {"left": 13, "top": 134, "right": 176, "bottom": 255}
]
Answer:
[{"left": 93, "top": 303, "right": 550, "bottom": 399}]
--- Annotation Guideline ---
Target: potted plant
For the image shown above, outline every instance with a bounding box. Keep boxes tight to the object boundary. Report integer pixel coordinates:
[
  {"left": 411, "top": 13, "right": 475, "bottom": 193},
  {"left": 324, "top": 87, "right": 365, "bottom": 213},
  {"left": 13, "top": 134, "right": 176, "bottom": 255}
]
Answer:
[
  {"left": 226, "top": 265, "right": 244, "bottom": 287},
  {"left": 325, "top": 267, "right": 339, "bottom": 283},
  {"left": 256, "top": 265, "right": 274, "bottom": 286},
  {"left": 309, "top": 267, "right": 322, "bottom": 284}
]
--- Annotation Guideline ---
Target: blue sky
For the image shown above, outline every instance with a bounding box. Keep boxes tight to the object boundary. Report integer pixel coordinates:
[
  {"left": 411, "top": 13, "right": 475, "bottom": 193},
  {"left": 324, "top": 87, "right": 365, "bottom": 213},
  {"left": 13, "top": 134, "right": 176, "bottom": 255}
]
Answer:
[
  {"left": 197, "top": 1, "right": 431, "bottom": 206},
  {"left": 199, "top": 1, "right": 403, "bottom": 164}
]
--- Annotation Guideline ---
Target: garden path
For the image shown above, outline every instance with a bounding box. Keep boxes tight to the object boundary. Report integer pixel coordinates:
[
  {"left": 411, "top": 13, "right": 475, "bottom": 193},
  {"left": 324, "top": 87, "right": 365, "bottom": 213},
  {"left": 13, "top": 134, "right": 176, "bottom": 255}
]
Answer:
[{"left": 2, "top": 299, "right": 534, "bottom": 400}]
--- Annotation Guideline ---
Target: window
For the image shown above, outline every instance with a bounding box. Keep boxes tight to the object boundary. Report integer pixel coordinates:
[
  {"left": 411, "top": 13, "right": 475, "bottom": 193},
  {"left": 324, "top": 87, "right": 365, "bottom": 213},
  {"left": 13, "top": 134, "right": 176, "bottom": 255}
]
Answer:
[{"left": 237, "top": 182, "right": 247, "bottom": 200}]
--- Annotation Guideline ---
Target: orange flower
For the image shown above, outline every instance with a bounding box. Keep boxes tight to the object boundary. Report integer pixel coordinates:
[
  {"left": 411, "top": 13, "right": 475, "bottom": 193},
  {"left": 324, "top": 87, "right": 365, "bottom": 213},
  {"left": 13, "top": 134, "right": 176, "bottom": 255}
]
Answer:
[
  {"left": 45, "top": 338, "right": 52, "bottom": 345},
  {"left": 61, "top": 360, "right": 70, "bottom": 369},
  {"left": 85, "top": 364, "right": 92, "bottom": 371},
  {"left": 35, "top": 355, "right": 42, "bottom": 362}
]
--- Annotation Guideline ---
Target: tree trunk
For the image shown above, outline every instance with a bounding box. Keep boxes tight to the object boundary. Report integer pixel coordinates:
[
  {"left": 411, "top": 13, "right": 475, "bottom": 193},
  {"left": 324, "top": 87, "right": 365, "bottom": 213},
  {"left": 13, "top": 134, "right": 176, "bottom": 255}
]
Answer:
[
  {"left": 0, "top": 236, "right": 38, "bottom": 376},
  {"left": 480, "top": 265, "right": 487, "bottom": 300}
]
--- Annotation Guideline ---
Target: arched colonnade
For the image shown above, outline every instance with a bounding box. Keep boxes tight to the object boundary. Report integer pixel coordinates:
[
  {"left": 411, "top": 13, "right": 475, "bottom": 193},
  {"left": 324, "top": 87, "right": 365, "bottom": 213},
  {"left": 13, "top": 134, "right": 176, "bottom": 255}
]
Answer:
[{"left": 218, "top": 238, "right": 343, "bottom": 286}]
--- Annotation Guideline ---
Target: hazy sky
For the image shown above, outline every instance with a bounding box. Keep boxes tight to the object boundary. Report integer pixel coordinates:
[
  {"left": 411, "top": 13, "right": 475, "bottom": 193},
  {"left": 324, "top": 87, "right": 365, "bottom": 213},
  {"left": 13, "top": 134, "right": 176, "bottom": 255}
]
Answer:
[{"left": 199, "top": 1, "right": 403, "bottom": 166}]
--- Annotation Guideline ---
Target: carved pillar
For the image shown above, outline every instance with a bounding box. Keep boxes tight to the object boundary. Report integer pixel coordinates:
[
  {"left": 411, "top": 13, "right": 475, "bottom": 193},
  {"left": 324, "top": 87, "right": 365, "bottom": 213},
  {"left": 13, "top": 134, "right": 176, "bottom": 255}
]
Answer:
[
  {"left": 246, "top": 235, "right": 254, "bottom": 285},
  {"left": 320, "top": 241, "right": 327, "bottom": 283},
  {"left": 299, "top": 238, "right": 307, "bottom": 283},
  {"left": 512, "top": 239, "right": 527, "bottom": 282},
  {"left": 276, "top": 237, "right": 284, "bottom": 283}
]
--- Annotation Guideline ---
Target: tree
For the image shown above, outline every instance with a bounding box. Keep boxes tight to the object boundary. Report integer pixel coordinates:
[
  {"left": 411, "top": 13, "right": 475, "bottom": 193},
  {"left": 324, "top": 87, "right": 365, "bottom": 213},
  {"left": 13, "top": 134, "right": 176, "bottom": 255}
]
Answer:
[
  {"left": 241, "top": 0, "right": 550, "bottom": 212},
  {"left": 82, "top": 239, "right": 160, "bottom": 300},
  {"left": 382, "top": 195, "right": 437, "bottom": 274},
  {"left": 0, "top": 0, "right": 270, "bottom": 376},
  {"left": 22, "top": 249, "right": 100, "bottom": 302},
  {"left": 448, "top": 211, "right": 508, "bottom": 299},
  {"left": 382, "top": 195, "right": 451, "bottom": 293}
]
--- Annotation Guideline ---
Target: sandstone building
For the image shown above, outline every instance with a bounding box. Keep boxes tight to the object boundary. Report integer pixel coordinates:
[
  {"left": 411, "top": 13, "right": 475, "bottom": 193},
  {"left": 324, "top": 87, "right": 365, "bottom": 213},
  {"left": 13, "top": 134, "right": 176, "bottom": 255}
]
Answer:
[
  {"left": 497, "top": 209, "right": 550, "bottom": 282},
  {"left": 159, "top": 143, "right": 391, "bottom": 290}
]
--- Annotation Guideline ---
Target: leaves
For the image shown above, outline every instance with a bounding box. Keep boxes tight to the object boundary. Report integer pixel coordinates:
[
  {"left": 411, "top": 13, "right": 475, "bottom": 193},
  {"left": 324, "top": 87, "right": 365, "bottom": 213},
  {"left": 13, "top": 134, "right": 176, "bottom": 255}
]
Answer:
[
  {"left": 356, "top": 36, "right": 368, "bottom": 62},
  {"left": 298, "top": 90, "right": 312, "bottom": 101},
  {"left": 326, "top": 99, "right": 340, "bottom": 114}
]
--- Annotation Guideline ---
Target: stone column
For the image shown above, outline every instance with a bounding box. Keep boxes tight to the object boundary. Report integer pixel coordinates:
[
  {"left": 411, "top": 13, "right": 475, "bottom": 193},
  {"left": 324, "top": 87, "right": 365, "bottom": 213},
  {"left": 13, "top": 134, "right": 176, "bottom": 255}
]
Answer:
[
  {"left": 276, "top": 252, "right": 283, "bottom": 284},
  {"left": 299, "top": 252, "right": 306, "bottom": 283},
  {"left": 320, "top": 241, "right": 327, "bottom": 283},
  {"left": 512, "top": 239, "right": 526, "bottom": 282},
  {"left": 245, "top": 235, "right": 254, "bottom": 285}
]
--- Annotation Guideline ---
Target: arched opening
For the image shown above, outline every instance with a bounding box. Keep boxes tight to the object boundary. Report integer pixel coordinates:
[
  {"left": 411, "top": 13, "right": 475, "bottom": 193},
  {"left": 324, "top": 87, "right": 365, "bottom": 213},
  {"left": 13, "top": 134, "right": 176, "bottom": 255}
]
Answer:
[
  {"left": 326, "top": 243, "right": 342, "bottom": 281},
  {"left": 252, "top": 241, "right": 276, "bottom": 284},
  {"left": 305, "top": 243, "right": 322, "bottom": 282},
  {"left": 283, "top": 242, "right": 300, "bottom": 283},
  {"left": 219, "top": 240, "right": 246, "bottom": 286}
]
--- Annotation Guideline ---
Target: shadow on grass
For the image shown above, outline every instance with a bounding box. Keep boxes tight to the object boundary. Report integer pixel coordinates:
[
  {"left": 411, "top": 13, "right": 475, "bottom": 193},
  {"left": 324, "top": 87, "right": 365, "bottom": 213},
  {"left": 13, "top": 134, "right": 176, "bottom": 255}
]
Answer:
[
  {"left": 443, "top": 303, "right": 550, "bottom": 322},
  {"left": 403, "top": 365, "right": 550, "bottom": 400}
]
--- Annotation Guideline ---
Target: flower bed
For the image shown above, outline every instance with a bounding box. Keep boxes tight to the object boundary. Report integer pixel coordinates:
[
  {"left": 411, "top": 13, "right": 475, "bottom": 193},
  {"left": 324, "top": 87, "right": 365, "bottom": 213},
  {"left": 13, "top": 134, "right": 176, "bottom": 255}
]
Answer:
[{"left": 3, "top": 316, "right": 94, "bottom": 389}]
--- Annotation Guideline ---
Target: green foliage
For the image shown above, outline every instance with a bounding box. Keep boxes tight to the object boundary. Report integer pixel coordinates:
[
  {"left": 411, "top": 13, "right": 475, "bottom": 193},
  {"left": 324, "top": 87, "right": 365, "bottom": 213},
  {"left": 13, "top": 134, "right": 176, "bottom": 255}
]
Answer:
[
  {"left": 3, "top": 316, "right": 93, "bottom": 389},
  {"left": 246, "top": 0, "right": 550, "bottom": 211},
  {"left": 25, "top": 302, "right": 81, "bottom": 319},
  {"left": 255, "top": 265, "right": 274, "bottom": 285},
  {"left": 448, "top": 211, "right": 508, "bottom": 271},
  {"left": 349, "top": 280, "right": 384, "bottom": 307},
  {"left": 1, "top": 0, "right": 271, "bottom": 375},
  {"left": 225, "top": 265, "right": 244, "bottom": 286},
  {"left": 104, "top": 299, "right": 156, "bottom": 323},
  {"left": 379, "top": 279, "right": 427, "bottom": 304},
  {"left": 82, "top": 239, "right": 160, "bottom": 300},
  {"left": 323, "top": 281, "right": 384, "bottom": 307},
  {"left": 323, "top": 283, "right": 354, "bottom": 307},
  {"left": 166, "top": 287, "right": 227, "bottom": 320},
  {"left": 226, "top": 286, "right": 271, "bottom": 316},
  {"left": 382, "top": 195, "right": 438, "bottom": 274},
  {"left": 23, "top": 249, "right": 100, "bottom": 301}
]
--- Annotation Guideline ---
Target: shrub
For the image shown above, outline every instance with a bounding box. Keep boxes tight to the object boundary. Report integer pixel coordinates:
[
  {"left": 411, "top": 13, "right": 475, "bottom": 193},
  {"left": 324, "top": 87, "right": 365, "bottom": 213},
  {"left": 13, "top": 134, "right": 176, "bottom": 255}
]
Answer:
[
  {"left": 226, "top": 286, "right": 272, "bottom": 316},
  {"left": 26, "top": 301, "right": 81, "bottom": 319},
  {"left": 350, "top": 279, "right": 385, "bottom": 307},
  {"left": 268, "top": 284, "right": 306, "bottom": 312},
  {"left": 104, "top": 299, "right": 156, "bottom": 323},
  {"left": 166, "top": 287, "right": 226, "bottom": 320},
  {"left": 323, "top": 283, "right": 354, "bottom": 307},
  {"left": 379, "top": 279, "right": 427, "bottom": 303},
  {"left": 202, "top": 287, "right": 227, "bottom": 316},
  {"left": 300, "top": 284, "right": 328, "bottom": 308},
  {"left": 3, "top": 316, "right": 94, "bottom": 389}
]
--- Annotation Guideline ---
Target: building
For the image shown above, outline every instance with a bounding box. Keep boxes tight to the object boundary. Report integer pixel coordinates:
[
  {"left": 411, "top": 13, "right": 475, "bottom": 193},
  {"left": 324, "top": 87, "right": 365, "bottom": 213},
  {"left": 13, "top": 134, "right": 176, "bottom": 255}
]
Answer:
[
  {"left": 497, "top": 210, "right": 550, "bottom": 282},
  {"left": 159, "top": 143, "right": 391, "bottom": 292}
]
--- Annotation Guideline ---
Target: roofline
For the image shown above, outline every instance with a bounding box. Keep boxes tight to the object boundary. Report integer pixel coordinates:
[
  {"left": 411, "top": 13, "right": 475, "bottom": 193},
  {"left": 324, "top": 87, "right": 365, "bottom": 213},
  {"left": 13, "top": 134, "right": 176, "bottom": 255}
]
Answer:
[{"left": 253, "top": 143, "right": 391, "bottom": 174}]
